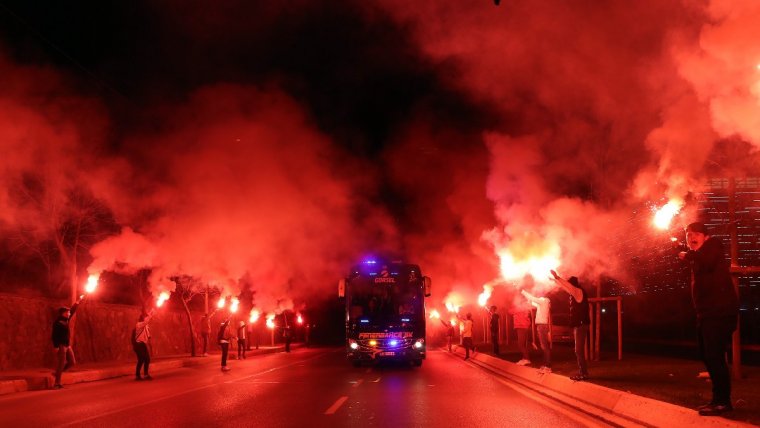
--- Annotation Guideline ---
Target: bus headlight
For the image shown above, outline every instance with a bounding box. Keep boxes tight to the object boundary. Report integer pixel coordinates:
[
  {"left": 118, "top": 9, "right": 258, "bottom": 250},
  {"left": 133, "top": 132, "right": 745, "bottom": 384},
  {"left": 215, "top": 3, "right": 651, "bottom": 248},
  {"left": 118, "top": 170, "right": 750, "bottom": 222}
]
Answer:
[
  {"left": 349, "top": 340, "right": 359, "bottom": 350},
  {"left": 414, "top": 339, "right": 424, "bottom": 349}
]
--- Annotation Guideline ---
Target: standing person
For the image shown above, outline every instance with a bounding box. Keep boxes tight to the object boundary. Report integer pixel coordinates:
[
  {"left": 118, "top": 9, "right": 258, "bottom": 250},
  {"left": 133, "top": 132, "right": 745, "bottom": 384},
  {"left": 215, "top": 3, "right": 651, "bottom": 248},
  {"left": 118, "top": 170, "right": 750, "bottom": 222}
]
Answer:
[
  {"left": 488, "top": 306, "right": 501, "bottom": 355},
  {"left": 678, "top": 222, "right": 739, "bottom": 416},
  {"left": 133, "top": 309, "right": 155, "bottom": 381},
  {"left": 458, "top": 312, "right": 475, "bottom": 360},
  {"left": 199, "top": 309, "right": 218, "bottom": 357},
  {"left": 511, "top": 306, "right": 531, "bottom": 365},
  {"left": 218, "top": 319, "right": 232, "bottom": 371},
  {"left": 282, "top": 314, "right": 292, "bottom": 353},
  {"left": 51, "top": 295, "right": 86, "bottom": 389},
  {"left": 522, "top": 289, "right": 552, "bottom": 373},
  {"left": 237, "top": 321, "right": 247, "bottom": 360},
  {"left": 551, "top": 270, "right": 590, "bottom": 381},
  {"left": 439, "top": 318, "right": 455, "bottom": 352}
]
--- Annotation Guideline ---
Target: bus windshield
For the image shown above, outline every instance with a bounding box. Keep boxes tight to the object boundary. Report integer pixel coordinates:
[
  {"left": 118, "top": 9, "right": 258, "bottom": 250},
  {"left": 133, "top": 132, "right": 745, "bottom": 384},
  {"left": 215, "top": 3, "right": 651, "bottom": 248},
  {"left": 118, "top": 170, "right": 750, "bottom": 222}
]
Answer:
[{"left": 347, "top": 268, "right": 423, "bottom": 323}]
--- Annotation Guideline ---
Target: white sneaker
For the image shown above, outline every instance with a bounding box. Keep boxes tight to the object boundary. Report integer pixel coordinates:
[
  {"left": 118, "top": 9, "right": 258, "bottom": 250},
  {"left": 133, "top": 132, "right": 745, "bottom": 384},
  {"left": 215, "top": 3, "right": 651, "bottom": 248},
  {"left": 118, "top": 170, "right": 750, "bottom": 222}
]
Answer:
[
  {"left": 539, "top": 366, "right": 552, "bottom": 373},
  {"left": 516, "top": 359, "right": 531, "bottom": 366},
  {"left": 221, "top": 366, "right": 231, "bottom": 372}
]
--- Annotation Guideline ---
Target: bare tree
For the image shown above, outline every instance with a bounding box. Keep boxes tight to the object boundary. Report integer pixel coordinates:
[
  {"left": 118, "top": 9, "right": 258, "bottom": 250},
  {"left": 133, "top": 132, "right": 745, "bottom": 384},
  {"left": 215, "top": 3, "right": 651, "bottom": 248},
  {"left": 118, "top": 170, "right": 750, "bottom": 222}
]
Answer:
[{"left": 172, "top": 275, "right": 215, "bottom": 357}]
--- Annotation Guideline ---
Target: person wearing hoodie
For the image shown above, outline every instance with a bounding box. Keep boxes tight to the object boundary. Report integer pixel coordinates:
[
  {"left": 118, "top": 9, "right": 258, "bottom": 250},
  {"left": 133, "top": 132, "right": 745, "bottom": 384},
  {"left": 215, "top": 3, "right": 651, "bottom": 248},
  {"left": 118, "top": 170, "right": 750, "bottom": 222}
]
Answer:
[
  {"left": 51, "top": 295, "right": 86, "bottom": 389},
  {"left": 133, "top": 309, "right": 156, "bottom": 381},
  {"left": 551, "top": 270, "right": 590, "bottom": 381},
  {"left": 522, "top": 289, "right": 552, "bottom": 373},
  {"left": 218, "top": 318, "right": 233, "bottom": 371},
  {"left": 678, "top": 222, "right": 739, "bottom": 416}
]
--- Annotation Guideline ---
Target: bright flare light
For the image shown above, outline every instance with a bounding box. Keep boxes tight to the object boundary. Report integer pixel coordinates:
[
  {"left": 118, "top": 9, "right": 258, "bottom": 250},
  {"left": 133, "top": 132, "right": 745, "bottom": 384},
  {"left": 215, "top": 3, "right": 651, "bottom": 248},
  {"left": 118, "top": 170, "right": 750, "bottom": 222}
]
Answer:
[
  {"left": 217, "top": 297, "right": 226, "bottom": 309},
  {"left": 156, "top": 291, "right": 170, "bottom": 307},
  {"left": 249, "top": 309, "right": 261, "bottom": 323},
  {"left": 445, "top": 301, "right": 461, "bottom": 313},
  {"left": 478, "top": 285, "right": 493, "bottom": 307},
  {"left": 449, "top": 318, "right": 457, "bottom": 327},
  {"left": 296, "top": 314, "right": 303, "bottom": 325},
  {"left": 85, "top": 274, "right": 99, "bottom": 294},
  {"left": 230, "top": 298, "right": 239, "bottom": 313},
  {"left": 498, "top": 244, "right": 561, "bottom": 282},
  {"left": 266, "top": 314, "right": 275, "bottom": 329},
  {"left": 429, "top": 309, "right": 441, "bottom": 319},
  {"left": 653, "top": 200, "right": 682, "bottom": 230}
]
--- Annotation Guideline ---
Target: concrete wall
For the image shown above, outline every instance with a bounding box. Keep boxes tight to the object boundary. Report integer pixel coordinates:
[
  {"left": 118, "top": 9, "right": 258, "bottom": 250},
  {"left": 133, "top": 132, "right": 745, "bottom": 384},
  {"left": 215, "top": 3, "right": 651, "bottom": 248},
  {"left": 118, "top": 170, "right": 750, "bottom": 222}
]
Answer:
[{"left": 0, "top": 293, "right": 226, "bottom": 371}]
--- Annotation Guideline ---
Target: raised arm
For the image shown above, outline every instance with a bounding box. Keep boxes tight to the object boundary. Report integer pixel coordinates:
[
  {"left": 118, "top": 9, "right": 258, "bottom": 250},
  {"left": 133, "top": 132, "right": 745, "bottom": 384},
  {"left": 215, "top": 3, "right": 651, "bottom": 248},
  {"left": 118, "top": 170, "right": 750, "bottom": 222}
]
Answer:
[{"left": 550, "top": 270, "right": 583, "bottom": 302}]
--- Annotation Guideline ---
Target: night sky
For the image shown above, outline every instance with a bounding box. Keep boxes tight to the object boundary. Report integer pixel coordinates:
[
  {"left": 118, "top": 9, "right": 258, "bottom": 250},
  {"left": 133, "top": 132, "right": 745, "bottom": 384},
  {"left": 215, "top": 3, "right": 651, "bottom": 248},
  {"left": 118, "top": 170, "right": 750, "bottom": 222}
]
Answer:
[{"left": 1, "top": 1, "right": 759, "bottom": 314}]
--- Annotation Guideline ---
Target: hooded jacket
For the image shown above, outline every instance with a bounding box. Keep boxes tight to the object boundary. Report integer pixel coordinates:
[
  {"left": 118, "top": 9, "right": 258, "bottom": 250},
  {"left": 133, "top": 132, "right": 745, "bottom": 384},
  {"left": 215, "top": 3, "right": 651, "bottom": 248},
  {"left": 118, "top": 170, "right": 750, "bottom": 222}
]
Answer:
[{"left": 684, "top": 237, "right": 739, "bottom": 320}]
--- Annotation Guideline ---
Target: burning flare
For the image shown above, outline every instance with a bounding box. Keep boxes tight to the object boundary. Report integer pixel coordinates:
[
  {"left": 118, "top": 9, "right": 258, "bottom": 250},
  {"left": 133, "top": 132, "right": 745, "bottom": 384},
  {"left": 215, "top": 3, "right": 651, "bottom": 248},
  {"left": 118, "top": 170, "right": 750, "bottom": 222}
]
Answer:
[
  {"left": 266, "top": 313, "right": 275, "bottom": 329},
  {"left": 445, "top": 301, "right": 461, "bottom": 313},
  {"left": 498, "top": 243, "right": 561, "bottom": 282},
  {"left": 85, "top": 274, "right": 100, "bottom": 294},
  {"left": 156, "top": 291, "right": 170, "bottom": 307},
  {"left": 230, "top": 297, "right": 239, "bottom": 313},
  {"left": 217, "top": 297, "right": 226, "bottom": 309},
  {"left": 478, "top": 285, "right": 493, "bottom": 307},
  {"left": 429, "top": 309, "right": 441, "bottom": 319},
  {"left": 296, "top": 313, "right": 303, "bottom": 325},
  {"left": 653, "top": 200, "right": 682, "bottom": 230}
]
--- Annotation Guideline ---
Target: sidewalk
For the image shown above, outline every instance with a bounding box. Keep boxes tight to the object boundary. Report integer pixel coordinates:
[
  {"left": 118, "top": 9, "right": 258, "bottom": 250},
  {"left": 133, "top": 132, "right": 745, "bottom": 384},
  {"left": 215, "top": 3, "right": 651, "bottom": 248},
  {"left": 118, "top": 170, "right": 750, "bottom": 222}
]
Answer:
[
  {"left": 454, "top": 341, "right": 758, "bottom": 427},
  {"left": 0, "top": 344, "right": 297, "bottom": 395}
]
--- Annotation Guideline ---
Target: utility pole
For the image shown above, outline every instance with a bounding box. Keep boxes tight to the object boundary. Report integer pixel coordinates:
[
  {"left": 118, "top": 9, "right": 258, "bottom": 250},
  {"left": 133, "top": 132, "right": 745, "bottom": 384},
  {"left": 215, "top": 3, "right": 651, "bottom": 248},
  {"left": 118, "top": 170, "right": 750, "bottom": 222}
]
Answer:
[{"left": 728, "top": 177, "right": 742, "bottom": 380}]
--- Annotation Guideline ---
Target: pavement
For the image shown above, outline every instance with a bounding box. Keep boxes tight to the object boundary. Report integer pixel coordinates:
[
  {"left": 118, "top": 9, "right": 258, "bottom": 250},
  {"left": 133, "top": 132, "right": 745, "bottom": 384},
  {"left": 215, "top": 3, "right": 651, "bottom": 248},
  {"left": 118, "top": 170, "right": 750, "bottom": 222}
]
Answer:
[
  {"left": 0, "top": 344, "right": 298, "bottom": 395},
  {"left": 453, "top": 342, "right": 758, "bottom": 427},
  {"left": 1, "top": 342, "right": 757, "bottom": 427}
]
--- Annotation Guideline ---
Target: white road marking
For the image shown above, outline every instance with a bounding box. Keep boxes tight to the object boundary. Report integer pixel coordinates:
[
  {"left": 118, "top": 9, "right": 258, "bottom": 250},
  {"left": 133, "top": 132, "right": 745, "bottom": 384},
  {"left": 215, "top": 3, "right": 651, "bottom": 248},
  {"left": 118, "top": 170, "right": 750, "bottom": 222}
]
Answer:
[
  {"left": 324, "top": 396, "right": 348, "bottom": 415},
  {"left": 352, "top": 379, "right": 364, "bottom": 388},
  {"left": 371, "top": 377, "right": 381, "bottom": 383}
]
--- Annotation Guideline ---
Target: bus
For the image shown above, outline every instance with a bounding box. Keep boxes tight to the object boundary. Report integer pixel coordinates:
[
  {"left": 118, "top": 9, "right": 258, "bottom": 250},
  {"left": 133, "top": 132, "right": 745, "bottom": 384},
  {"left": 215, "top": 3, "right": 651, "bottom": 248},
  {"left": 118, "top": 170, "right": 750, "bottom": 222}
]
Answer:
[{"left": 339, "top": 259, "right": 431, "bottom": 367}]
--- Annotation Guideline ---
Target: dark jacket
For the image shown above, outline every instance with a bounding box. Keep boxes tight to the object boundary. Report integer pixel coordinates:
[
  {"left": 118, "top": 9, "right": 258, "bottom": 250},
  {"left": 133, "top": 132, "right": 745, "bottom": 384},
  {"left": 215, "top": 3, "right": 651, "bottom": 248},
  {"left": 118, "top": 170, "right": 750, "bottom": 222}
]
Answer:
[
  {"left": 489, "top": 313, "right": 500, "bottom": 334},
  {"left": 569, "top": 287, "right": 590, "bottom": 327},
  {"left": 684, "top": 237, "right": 739, "bottom": 320},
  {"left": 51, "top": 302, "right": 80, "bottom": 347}
]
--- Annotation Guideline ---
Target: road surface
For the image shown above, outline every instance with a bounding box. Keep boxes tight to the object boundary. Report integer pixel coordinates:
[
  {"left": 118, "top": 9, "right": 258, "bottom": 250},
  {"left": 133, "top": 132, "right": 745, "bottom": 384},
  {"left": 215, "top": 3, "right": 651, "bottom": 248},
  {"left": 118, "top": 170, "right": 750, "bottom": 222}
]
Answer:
[{"left": 0, "top": 348, "right": 614, "bottom": 427}]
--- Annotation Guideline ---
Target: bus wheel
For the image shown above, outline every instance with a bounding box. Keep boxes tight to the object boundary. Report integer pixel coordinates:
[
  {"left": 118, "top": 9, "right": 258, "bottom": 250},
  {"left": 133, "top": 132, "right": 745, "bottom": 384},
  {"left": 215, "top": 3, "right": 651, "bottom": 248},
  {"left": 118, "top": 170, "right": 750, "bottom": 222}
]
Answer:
[{"left": 412, "top": 359, "right": 422, "bottom": 367}]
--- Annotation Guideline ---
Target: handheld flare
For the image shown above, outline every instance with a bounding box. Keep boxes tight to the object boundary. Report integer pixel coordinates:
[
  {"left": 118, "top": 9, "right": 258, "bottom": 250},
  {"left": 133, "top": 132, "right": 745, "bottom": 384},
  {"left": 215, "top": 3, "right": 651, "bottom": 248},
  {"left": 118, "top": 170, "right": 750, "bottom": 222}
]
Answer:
[{"left": 85, "top": 274, "right": 100, "bottom": 294}]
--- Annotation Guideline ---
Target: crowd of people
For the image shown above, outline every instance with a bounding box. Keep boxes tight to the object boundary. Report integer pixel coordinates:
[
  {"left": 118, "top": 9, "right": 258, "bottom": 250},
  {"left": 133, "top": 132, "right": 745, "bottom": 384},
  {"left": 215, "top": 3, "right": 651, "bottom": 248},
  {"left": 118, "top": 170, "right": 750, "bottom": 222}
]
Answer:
[
  {"left": 438, "top": 222, "right": 739, "bottom": 417},
  {"left": 49, "top": 222, "right": 738, "bottom": 417},
  {"left": 51, "top": 305, "right": 298, "bottom": 386}
]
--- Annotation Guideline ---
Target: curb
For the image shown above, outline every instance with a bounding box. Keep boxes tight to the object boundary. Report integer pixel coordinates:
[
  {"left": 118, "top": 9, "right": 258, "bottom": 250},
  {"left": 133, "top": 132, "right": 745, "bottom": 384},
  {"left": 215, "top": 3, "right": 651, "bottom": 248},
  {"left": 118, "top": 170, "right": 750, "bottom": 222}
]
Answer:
[
  {"left": 0, "top": 344, "right": 295, "bottom": 395},
  {"left": 452, "top": 346, "right": 754, "bottom": 428}
]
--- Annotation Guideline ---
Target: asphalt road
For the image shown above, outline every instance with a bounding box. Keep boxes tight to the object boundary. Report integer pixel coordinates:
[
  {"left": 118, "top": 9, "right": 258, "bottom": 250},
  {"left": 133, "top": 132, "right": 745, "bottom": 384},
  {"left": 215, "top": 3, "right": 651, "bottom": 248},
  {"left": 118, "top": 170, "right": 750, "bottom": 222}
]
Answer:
[{"left": 0, "top": 348, "right": 614, "bottom": 428}]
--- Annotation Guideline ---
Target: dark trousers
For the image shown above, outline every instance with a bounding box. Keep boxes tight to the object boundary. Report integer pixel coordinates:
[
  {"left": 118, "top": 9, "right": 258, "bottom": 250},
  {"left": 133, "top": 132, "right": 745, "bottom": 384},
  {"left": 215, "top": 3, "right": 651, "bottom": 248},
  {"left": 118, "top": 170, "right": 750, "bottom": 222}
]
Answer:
[
  {"left": 516, "top": 328, "right": 529, "bottom": 360},
  {"left": 134, "top": 342, "right": 150, "bottom": 377},
  {"left": 201, "top": 332, "right": 209, "bottom": 354},
  {"left": 573, "top": 325, "right": 589, "bottom": 376},
  {"left": 491, "top": 332, "right": 499, "bottom": 354},
  {"left": 285, "top": 337, "right": 291, "bottom": 353},
  {"left": 698, "top": 316, "right": 737, "bottom": 405},
  {"left": 220, "top": 343, "right": 229, "bottom": 367},
  {"left": 462, "top": 337, "right": 474, "bottom": 358},
  {"left": 537, "top": 324, "right": 551, "bottom": 367},
  {"left": 237, "top": 339, "right": 246, "bottom": 358},
  {"left": 54, "top": 345, "right": 75, "bottom": 385}
]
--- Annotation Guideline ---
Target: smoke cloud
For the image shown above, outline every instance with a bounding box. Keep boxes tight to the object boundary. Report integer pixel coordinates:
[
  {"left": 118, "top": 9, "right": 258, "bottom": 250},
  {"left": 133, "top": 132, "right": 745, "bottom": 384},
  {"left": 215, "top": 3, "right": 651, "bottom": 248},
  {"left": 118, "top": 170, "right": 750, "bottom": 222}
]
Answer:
[{"left": 2, "top": 0, "right": 759, "bottom": 315}]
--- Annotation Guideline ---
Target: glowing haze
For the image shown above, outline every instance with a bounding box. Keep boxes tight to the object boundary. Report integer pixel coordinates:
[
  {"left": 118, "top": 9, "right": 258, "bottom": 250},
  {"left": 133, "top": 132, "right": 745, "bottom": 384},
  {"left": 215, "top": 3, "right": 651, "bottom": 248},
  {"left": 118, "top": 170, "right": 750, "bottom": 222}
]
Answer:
[{"left": 1, "top": 0, "right": 759, "bottom": 315}]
